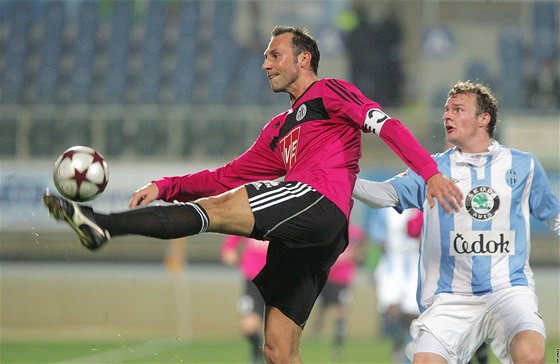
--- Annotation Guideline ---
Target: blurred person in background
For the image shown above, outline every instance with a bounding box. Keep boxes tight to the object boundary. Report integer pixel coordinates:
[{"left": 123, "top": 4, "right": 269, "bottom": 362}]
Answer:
[
  {"left": 369, "top": 208, "right": 421, "bottom": 363},
  {"left": 370, "top": 208, "right": 489, "bottom": 364},
  {"left": 221, "top": 235, "right": 268, "bottom": 364},
  {"left": 312, "top": 224, "right": 366, "bottom": 360},
  {"left": 164, "top": 237, "right": 189, "bottom": 276},
  {"left": 43, "top": 25, "right": 461, "bottom": 363},
  {"left": 341, "top": 3, "right": 404, "bottom": 106},
  {"left": 354, "top": 81, "right": 559, "bottom": 364}
]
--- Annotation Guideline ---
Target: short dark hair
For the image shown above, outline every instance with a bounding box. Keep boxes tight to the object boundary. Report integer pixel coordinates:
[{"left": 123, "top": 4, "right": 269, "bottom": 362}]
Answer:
[
  {"left": 448, "top": 81, "right": 499, "bottom": 137},
  {"left": 271, "top": 25, "right": 320, "bottom": 75}
]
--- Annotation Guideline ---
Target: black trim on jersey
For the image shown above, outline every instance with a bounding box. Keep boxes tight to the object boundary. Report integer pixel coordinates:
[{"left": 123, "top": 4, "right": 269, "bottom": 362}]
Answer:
[
  {"left": 325, "top": 79, "right": 364, "bottom": 106},
  {"left": 269, "top": 97, "right": 329, "bottom": 151}
]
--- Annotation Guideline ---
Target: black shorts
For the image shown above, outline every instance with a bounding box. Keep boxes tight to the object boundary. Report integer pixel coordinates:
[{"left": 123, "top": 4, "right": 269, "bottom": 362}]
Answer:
[
  {"left": 237, "top": 279, "right": 265, "bottom": 318},
  {"left": 245, "top": 181, "right": 348, "bottom": 327}
]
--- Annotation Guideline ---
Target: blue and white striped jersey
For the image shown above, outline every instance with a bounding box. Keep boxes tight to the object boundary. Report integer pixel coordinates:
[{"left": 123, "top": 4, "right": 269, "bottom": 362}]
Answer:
[{"left": 389, "top": 141, "right": 559, "bottom": 311}]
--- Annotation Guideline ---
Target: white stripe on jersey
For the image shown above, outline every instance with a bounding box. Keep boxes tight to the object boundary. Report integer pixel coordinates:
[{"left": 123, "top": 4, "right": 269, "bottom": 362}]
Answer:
[
  {"left": 490, "top": 148, "right": 512, "bottom": 292},
  {"left": 248, "top": 182, "right": 315, "bottom": 212},
  {"left": 450, "top": 158, "right": 474, "bottom": 295},
  {"left": 520, "top": 157, "right": 535, "bottom": 291}
]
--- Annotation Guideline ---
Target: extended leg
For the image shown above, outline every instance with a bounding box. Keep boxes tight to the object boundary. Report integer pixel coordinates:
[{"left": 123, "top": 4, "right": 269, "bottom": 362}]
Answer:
[{"left": 43, "top": 186, "right": 255, "bottom": 250}]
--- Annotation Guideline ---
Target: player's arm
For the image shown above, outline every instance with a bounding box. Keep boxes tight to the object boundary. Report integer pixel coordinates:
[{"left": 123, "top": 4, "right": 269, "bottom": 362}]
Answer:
[
  {"left": 363, "top": 110, "right": 462, "bottom": 213},
  {"left": 354, "top": 169, "right": 427, "bottom": 212},
  {"left": 353, "top": 178, "right": 399, "bottom": 209},
  {"left": 221, "top": 235, "right": 242, "bottom": 265},
  {"left": 130, "top": 125, "right": 285, "bottom": 207},
  {"left": 322, "top": 79, "right": 461, "bottom": 213},
  {"left": 407, "top": 209, "right": 423, "bottom": 238},
  {"left": 528, "top": 156, "right": 560, "bottom": 236}
]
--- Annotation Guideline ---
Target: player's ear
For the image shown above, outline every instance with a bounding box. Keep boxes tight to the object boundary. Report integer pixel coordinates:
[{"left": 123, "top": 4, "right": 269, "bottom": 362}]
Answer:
[
  {"left": 477, "top": 112, "right": 491, "bottom": 128},
  {"left": 299, "top": 51, "right": 312, "bottom": 69}
]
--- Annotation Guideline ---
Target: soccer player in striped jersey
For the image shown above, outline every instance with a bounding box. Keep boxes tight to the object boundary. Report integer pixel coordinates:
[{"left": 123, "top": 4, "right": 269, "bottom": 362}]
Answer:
[
  {"left": 43, "top": 26, "right": 462, "bottom": 363},
  {"left": 354, "top": 81, "right": 559, "bottom": 364}
]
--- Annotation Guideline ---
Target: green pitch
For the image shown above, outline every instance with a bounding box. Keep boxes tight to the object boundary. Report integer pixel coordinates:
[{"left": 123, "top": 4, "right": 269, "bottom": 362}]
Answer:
[{"left": 3, "top": 336, "right": 557, "bottom": 363}]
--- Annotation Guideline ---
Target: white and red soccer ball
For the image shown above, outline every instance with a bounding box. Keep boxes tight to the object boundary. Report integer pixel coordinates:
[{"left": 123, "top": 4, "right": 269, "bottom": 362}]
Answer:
[{"left": 53, "top": 146, "right": 109, "bottom": 202}]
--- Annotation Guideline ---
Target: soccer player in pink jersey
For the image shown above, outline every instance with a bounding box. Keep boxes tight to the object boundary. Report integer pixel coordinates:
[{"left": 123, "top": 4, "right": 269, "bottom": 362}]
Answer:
[
  {"left": 221, "top": 236, "right": 268, "bottom": 364},
  {"left": 44, "top": 25, "right": 462, "bottom": 363}
]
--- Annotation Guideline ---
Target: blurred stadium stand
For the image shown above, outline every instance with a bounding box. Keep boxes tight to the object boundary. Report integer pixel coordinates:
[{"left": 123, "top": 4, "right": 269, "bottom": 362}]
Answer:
[
  {"left": 0, "top": 0, "right": 558, "bottom": 264},
  {"left": 0, "top": 0, "right": 556, "bottom": 160}
]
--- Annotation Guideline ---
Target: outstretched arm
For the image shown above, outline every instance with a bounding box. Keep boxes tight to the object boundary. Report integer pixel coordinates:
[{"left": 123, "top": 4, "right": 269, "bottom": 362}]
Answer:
[
  {"left": 353, "top": 178, "right": 399, "bottom": 208},
  {"left": 364, "top": 111, "right": 462, "bottom": 213}
]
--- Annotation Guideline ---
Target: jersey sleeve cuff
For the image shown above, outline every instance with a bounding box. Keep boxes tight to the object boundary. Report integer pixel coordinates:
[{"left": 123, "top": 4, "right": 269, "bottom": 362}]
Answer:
[
  {"left": 417, "top": 162, "right": 439, "bottom": 182},
  {"left": 153, "top": 178, "right": 170, "bottom": 200}
]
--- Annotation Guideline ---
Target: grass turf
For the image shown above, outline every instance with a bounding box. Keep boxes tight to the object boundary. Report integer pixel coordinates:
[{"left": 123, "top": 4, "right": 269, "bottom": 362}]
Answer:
[{"left": 3, "top": 336, "right": 558, "bottom": 363}]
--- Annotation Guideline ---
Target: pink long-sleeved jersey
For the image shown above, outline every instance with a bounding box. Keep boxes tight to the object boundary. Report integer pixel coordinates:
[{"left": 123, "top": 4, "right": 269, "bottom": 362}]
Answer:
[
  {"left": 155, "top": 79, "right": 439, "bottom": 219},
  {"left": 221, "top": 235, "right": 268, "bottom": 280}
]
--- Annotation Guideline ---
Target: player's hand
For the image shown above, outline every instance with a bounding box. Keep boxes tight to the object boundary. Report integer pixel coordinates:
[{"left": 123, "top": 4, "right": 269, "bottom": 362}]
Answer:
[
  {"left": 129, "top": 182, "right": 159, "bottom": 208},
  {"left": 221, "top": 250, "right": 238, "bottom": 266},
  {"left": 426, "top": 173, "right": 462, "bottom": 213}
]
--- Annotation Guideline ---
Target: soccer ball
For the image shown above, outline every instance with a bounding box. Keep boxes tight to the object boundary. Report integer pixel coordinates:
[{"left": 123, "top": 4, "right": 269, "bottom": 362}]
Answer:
[{"left": 53, "top": 146, "right": 109, "bottom": 202}]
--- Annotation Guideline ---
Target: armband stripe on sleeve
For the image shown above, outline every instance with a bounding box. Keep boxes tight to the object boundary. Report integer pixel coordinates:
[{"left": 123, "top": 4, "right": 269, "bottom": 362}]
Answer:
[{"left": 363, "top": 108, "right": 390, "bottom": 135}]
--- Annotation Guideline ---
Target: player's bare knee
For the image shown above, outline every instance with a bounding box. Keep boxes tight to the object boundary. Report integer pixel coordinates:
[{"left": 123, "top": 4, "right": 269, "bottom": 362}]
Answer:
[
  {"left": 263, "top": 343, "right": 300, "bottom": 364},
  {"left": 511, "top": 334, "right": 545, "bottom": 364},
  {"left": 196, "top": 188, "right": 254, "bottom": 235}
]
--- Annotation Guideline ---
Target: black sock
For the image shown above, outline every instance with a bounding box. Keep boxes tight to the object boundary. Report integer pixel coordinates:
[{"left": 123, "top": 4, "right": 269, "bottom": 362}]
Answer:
[
  {"left": 93, "top": 203, "right": 209, "bottom": 239},
  {"left": 334, "top": 317, "right": 345, "bottom": 349},
  {"left": 246, "top": 332, "right": 263, "bottom": 364}
]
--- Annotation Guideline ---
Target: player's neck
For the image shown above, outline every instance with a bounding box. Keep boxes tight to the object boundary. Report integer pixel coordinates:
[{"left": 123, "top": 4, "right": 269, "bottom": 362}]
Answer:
[
  {"left": 456, "top": 137, "right": 492, "bottom": 154},
  {"left": 288, "top": 75, "right": 319, "bottom": 104}
]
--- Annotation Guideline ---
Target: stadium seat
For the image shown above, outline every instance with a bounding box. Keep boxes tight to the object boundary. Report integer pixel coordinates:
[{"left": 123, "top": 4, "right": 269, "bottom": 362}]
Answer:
[
  {"left": 171, "top": 1, "right": 200, "bottom": 104},
  {"left": 465, "top": 59, "right": 492, "bottom": 86},
  {"left": 137, "top": 1, "right": 166, "bottom": 104},
  {"left": 205, "top": 1, "right": 239, "bottom": 104},
  {"left": 102, "top": 1, "right": 133, "bottom": 103},
  {"left": 69, "top": 1, "right": 98, "bottom": 104},
  {"left": 34, "top": 1, "right": 65, "bottom": 104},
  {"left": 498, "top": 27, "right": 526, "bottom": 108},
  {"left": 0, "top": 1, "right": 33, "bottom": 103}
]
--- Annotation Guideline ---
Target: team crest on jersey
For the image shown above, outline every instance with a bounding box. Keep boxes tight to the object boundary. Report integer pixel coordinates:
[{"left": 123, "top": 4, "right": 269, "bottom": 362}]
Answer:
[
  {"left": 280, "top": 126, "right": 300, "bottom": 170},
  {"left": 465, "top": 186, "right": 500, "bottom": 220},
  {"left": 296, "top": 104, "right": 307, "bottom": 121},
  {"left": 505, "top": 168, "right": 517, "bottom": 187}
]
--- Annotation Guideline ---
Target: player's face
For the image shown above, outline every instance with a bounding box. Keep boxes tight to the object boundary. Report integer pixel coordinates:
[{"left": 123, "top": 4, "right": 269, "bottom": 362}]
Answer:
[
  {"left": 262, "top": 33, "right": 301, "bottom": 93},
  {"left": 443, "top": 93, "right": 483, "bottom": 150}
]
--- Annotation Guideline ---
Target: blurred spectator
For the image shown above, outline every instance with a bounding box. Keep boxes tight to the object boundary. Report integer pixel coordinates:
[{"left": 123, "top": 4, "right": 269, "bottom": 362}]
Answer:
[
  {"left": 527, "top": 57, "right": 560, "bottom": 109},
  {"left": 530, "top": 0, "right": 559, "bottom": 109},
  {"left": 312, "top": 224, "right": 367, "bottom": 360},
  {"left": 231, "top": 0, "right": 271, "bottom": 105},
  {"left": 368, "top": 208, "right": 421, "bottom": 363},
  {"left": 341, "top": 2, "right": 376, "bottom": 99},
  {"left": 342, "top": 3, "right": 404, "bottom": 106},
  {"left": 221, "top": 235, "right": 268, "bottom": 364},
  {"left": 369, "top": 6, "right": 404, "bottom": 107},
  {"left": 367, "top": 207, "right": 489, "bottom": 364},
  {"left": 164, "top": 237, "right": 189, "bottom": 276}
]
